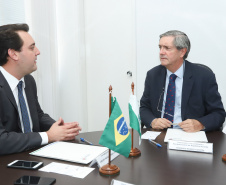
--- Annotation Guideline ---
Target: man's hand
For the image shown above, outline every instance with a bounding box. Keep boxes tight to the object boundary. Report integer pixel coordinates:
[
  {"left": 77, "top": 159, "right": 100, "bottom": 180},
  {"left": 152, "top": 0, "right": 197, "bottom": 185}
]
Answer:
[
  {"left": 46, "top": 117, "right": 82, "bottom": 143},
  {"left": 178, "top": 119, "right": 204, "bottom": 132},
  {"left": 63, "top": 121, "right": 81, "bottom": 136},
  {"left": 151, "top": 118, "right": 172, "bottom": 129}
]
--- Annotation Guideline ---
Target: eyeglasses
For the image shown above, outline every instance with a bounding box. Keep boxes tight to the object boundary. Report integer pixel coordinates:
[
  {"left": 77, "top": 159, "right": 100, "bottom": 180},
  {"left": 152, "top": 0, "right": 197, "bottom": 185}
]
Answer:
[{"left": 157, "top": 88, "right": 174, "bottom": 118}]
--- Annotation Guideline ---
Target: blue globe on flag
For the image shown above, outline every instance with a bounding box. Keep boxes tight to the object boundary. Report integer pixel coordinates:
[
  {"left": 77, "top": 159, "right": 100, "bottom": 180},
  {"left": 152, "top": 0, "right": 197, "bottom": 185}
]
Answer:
[
  {"left": 117, "top": 117, "right": 128, "bottom": 135},
  {"left": 114, "top": 114, "right": 130, "bottom": 146}
]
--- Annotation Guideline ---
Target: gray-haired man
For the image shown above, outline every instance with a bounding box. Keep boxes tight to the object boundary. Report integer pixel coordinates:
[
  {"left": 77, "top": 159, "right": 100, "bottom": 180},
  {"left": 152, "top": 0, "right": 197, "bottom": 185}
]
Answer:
[{"left": 140, "top": 30, "right": 225, "bottom": 132}]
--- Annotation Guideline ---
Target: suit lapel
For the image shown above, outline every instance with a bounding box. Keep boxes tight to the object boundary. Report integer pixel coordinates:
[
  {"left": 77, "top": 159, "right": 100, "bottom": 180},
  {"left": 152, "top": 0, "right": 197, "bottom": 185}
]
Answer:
[
  {"left": 157, "top": 66, "right": 167, "bottom": 118},
  {"left": 181, "top": 61, "right": 194, "bottom": 120},
  {"left": 0, "top": 71, "right": 18, "bottom": 111},
  {"left": 24, "top": 76, "right": 38, "bottom": 130},
  {"left": 0, "top": 71, "right": 22, "bottom": 130}
]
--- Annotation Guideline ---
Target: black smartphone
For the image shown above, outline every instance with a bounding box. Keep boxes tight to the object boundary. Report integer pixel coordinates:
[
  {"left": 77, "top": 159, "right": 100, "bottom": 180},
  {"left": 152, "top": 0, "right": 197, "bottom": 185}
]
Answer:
[
  {"left": 7, "top": 160, "right": 43, "bottom": 170},
  {"left": 14, "top": 176, "right": 56, "bottom": 185}
]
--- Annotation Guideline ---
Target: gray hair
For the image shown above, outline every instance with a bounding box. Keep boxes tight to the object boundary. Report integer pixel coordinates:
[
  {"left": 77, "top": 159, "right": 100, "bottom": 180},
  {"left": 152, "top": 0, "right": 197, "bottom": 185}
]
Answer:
[{"left": 160, "top": 30, "right": 191, "bottom": 59}]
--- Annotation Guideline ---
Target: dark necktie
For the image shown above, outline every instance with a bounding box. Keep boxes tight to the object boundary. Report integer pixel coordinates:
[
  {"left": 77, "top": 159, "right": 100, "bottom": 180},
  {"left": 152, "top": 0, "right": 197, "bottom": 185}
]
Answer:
[
  {"left": 17, "top": 81, "right": 31, "bottom": 133},
  {"left": 163, "top": 74, "right": 177, "bottom": 125}
]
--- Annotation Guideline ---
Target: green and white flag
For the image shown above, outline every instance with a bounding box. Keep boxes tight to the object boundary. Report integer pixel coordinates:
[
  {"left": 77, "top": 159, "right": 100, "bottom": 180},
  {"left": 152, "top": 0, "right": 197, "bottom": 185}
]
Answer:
[
  {"left": 129, "top": 94, "right": 141, "bottom": 145},
  {"left": 99, "top": 97, "right": 132, "bottom": 157}
]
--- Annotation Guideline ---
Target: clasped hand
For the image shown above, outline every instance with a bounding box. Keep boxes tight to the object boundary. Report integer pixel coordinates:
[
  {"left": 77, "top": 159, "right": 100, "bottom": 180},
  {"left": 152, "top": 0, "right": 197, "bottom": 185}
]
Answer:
[
  {"left": 178, "top": 119, "right": 204, "bottom": 132},
  {"left": 47, "top": 117, "right": 82, "bottom": 143},
  {"left": 151, "top": 118, "right": 204, "bottom": 132}
]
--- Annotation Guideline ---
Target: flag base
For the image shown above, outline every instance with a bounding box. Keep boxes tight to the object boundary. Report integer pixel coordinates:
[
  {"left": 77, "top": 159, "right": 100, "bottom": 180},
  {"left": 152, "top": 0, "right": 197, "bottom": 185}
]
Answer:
[
  {"left": 222, "top": 154, "right": 226, "bottom": 162},
  {"left": 99, "top": 164, "right": 120, "bottom": 176},
  {"left": 129, "top": 147, "right": 141, "bottom": 157}
]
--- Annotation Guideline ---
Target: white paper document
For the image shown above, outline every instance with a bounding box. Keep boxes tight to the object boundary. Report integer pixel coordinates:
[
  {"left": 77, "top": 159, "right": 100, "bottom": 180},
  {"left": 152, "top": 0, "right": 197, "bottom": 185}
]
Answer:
[
  {"left": 168, "top": 140, "right": 213, "bottom": 153},
  {"left": 89, "top": 150, "right": 119, "bottom": 168},
  {"left": 111, "top": 179, "right": 135, "bottom": 185},
  {"left": 164, "top": 128, "right": 208, "bottom": 143},
  {"left": 30, "top": 141, "right": 108, "bottom": 164},
  {"left": 222, "top": 125, "right": 226, "bottom": 134},
  {"left": 141, "top": 131, "right": 161, "bottom": 140},
  {"left": 39, "top": 162, "right": 94, "bottom": 178}
]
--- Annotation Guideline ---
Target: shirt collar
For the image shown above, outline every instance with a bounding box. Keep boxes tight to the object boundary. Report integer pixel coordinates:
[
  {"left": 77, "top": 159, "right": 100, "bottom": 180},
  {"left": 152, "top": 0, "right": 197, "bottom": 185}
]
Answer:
[
  {"left": 0, "top": 66, "right": 25, "bottom": 91},
  {"left": 166, "top": 61, "right": 185, "bottom": 79}
]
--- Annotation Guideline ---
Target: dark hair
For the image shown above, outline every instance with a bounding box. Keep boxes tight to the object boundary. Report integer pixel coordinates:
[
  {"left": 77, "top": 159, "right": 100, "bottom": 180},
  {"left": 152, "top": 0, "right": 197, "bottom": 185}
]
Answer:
[
  {"left": 160, "top": 30, "right": 191, "bottom": 59},
  {"left": 0, "top": 24, "right": 29, "bottom": 66}
]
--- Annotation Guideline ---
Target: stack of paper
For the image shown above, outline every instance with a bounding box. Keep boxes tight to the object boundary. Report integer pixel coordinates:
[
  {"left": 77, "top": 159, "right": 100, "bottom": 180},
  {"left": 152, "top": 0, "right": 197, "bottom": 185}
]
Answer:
[
  {"left": 39, "top": 162, "right": 94, "bottom": 178},
  {"left": 164, "top": 128, "right": 208, "bottom": 143},
  {"left": 141, "top": 131, "right": 161, "bottom": 140},
  {"left": 30, "top": 141, "right": 108, "bottom": 164}
]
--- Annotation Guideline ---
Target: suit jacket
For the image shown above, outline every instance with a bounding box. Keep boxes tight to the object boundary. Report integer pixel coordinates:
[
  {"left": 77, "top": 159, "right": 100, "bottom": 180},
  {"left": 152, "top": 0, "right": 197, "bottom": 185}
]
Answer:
[
  {"left": 140, "top": 60, "right": 225, "bottom": 131},
  {"left": 0, "top": 72, "right": 55, "bottom": 155}
]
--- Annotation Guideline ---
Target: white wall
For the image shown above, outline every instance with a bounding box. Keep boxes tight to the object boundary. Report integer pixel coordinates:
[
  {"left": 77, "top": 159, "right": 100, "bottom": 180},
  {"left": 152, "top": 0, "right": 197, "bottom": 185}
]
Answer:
[
  {"left": 25, "top": 0, "right": 136, "bottom": 132},
  {"left": 55, "top": 0, "right": 88, "bottom": 131},
  {"left": 24, "top": 0, "right": 88, "bottom": 131},
  {"left": 136, "top": 0, "right": 226, "bottom": 114},
  {"left": 84, "top": 0, "right": 136, "bottom": 131},
  {"left": 2, "top": 0, "right": 225, "bottom": 132},
  {"left": 0, "top": 0, "right": 25, "bottom": 24}
]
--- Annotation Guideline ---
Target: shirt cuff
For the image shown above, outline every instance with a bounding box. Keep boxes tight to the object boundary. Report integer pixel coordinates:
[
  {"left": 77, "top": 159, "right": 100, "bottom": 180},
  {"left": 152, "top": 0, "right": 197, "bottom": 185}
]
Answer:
[{"left": 39, "top": 132, "right": 49, "bottom": 145}]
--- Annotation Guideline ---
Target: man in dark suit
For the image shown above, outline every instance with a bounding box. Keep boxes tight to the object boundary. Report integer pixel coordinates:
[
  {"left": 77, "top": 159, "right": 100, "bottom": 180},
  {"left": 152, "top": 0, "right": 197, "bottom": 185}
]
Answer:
[
  {"left": 140, "top": 30, "right": 225, "bottom": 132},
  {"left": 0, "top": 23, "right": 81, "bottom": 155}
]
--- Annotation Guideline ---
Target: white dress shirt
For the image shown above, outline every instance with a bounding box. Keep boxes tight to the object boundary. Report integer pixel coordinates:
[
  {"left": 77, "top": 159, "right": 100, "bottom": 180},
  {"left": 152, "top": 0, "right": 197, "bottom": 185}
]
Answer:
[
  {"left": 161, "top": 62, "right": 185, "bottom": 128},
  {"left": 0, "top": 66, "right": 48, "bottom": 145}
]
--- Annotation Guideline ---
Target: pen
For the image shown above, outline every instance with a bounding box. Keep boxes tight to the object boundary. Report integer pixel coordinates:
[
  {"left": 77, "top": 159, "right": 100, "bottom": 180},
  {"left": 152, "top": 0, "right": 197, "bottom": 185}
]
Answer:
[
  {"left": 80, "top": 138, "right": 93, "bottom": 145},
  {"left": 148, "top": 139, "right": 162, "bottom": 147},
  {"left": 171, "top": 123, "right": 178, "bottom": 125}
]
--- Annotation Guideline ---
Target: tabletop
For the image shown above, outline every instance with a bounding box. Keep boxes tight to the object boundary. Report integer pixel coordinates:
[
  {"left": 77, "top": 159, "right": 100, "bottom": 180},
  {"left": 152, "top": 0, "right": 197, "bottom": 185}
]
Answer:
[{"left": 1, "top": 129, "right": 226, "bottom": 185}]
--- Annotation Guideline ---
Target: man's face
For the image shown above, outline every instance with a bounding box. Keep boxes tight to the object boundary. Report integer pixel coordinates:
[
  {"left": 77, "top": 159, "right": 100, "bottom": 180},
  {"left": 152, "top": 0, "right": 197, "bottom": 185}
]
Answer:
[
  {"left": 16, "top": 31, "right": 40, "bottom": 75},
  {"left": 159, "top": 36, "right": 185, "bottom": 71}
]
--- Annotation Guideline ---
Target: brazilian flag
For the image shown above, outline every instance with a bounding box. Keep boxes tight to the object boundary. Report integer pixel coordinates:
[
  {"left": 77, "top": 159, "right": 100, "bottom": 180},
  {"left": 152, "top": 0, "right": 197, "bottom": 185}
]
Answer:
[{"left": 99, "top": 97, "right": 132, "bottom": 157}]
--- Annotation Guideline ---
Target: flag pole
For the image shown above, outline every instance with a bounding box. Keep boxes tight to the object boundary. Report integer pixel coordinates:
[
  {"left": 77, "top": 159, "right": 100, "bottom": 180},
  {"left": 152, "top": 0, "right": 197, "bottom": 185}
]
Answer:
[
  {"left": 129, "top": 82, "right": 141, "bottom": 157},
  {"left": 99, "top": 85, "right": 120, "bottom": 176},
  {"left": 108, "top": 85, "right": 112, "bottom": 166}
]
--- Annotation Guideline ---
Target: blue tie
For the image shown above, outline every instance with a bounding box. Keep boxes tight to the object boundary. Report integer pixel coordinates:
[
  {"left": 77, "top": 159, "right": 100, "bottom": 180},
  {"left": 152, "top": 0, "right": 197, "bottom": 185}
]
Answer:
[
  {"left": 163, "top": 74, "right": 177, "bottom": 126},
  {"left": 17, "top": 81, "right": 31, "bottom": 133}
]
